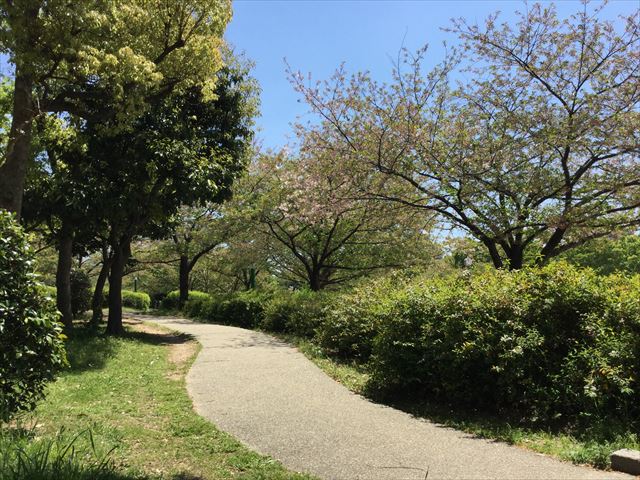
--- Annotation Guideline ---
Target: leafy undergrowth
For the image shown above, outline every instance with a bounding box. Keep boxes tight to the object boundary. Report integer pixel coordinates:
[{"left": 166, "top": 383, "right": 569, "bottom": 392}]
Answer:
[
  {"left": 287, "top": 335, "right": 640, "bottom": 470},
  {"left": 2, "top": 321, "right": 313, "bottom": 480}
]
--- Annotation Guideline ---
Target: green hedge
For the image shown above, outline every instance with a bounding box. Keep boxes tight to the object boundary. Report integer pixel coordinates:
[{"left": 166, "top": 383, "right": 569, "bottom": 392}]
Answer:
[
  {"left": 103, "top": 289, "right": 150, "bottom": 311},
  {"left": 363, "top": 263, "right": 640, "bottom": 423},
  {"left": 162, "top": 290, "right": 209, "bottom": 310},
  {"left": 122, "top": 290, "right": 150, "bottom": 311},
  {"left": 261, "top": 290, "right": 328, "bottom": 338},
  {"left": 172, "top": 289, "right": 327, "bottom": 338}
]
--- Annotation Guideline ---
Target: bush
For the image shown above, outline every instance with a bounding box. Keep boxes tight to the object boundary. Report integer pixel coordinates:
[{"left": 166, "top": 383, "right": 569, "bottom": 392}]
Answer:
[
  {"left": 102, "top": 289, "right": 150, "bottom": 311},
  {"left": 121, "top": 290, "right": 150, "bottom": 311},
  {"left": 0, "top": 211, "right": 67, "bottom": 421},
  {"left": 183, "top": 291, "right": 213, "bottom": 318},
  {"left": 162, "top": 290, "right": 209, "bottom": 311},
  {"left": 366, "top": 263, "right": 640, "bottom": 424},
  {"left": 161, "top": 290, "right": 181, "bottom": 310},
  {"left": 261, "top": 290, "right": 328, "bottom": 338},
  {"left": 70, "top": 269, "right": 92, "bottom": 318},
  {"left": 216, "top": 291, "right": 268, "bottom": 329},
  {"left": 316, "top": 275, "right": 401, "bottom": 360}
]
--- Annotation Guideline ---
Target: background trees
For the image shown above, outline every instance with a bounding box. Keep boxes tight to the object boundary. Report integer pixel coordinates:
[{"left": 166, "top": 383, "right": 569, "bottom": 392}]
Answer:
[
  {"left": 289, "top": 3, "right": 640, "bottom": 269},
  {"left": 248, "top": 149, "right": 436, "bottom": 290}
]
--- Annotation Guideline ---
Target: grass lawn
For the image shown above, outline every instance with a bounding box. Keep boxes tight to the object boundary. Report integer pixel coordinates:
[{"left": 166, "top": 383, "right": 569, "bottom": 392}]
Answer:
[
  {"left": 285, "top": 336, "right": 640, "bottom": 470},
  {"left": 1, "top": 319, "right": 313, "bottom": 480}
]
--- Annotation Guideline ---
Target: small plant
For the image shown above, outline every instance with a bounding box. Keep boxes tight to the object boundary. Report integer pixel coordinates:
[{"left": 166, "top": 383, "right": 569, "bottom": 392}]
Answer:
[{"left": 0, "top": 426, "right": 121, "bottom": 480}]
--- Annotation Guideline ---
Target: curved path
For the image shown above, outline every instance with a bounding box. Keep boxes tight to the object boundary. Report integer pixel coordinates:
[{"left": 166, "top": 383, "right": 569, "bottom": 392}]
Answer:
[{"left": 136, "top": 314, "right": 631, "bottom": 480}]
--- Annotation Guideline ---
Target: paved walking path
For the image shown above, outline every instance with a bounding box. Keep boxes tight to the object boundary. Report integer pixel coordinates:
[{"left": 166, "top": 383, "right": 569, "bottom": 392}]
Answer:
[{"left": 136, "top": 314, "right": 631, "bottom": 480}]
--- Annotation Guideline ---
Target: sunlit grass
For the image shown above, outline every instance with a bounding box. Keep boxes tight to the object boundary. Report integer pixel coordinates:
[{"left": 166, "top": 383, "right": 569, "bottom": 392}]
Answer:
[{"left": 2, "top": 323, "right": 313, "bottom": 480}]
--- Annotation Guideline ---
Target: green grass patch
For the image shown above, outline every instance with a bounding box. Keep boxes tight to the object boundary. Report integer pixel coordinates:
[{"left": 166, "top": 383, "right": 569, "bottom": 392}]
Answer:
[
  {"left": 287, "top": 337, "right": 369, "bottom": 395},
  {"left": 2, "top": 323, "right": 314, "bottom": 480},
  {"left": 287, "top": 335, "right": 639, "bottom": 470}
]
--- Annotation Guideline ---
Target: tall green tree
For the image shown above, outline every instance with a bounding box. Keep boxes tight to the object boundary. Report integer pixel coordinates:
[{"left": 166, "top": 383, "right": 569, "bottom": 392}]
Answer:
[
  {"left": 88, "top": 81, "right": 251, "bottom": 334},
  {"left": 290, "top": 3, "right": 640, "bottom": 269},
  {"left": 22, "top": 115, "right": 93, "bottom": 330},
  {"left": 0, "top": 0, "right": 232, "bottom": 215}
]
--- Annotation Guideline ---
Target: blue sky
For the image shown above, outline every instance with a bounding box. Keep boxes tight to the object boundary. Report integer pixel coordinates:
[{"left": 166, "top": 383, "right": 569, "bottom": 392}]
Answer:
[
  {"left": 225, "top": 0, "right": 638, "bottom": 150},
  {"left": 0, "top": 1, "right": 636, "bottom": 151}
]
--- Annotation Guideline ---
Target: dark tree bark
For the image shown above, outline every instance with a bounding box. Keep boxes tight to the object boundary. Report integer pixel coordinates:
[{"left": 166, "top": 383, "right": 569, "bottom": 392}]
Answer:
[
  {"left": 482, "top": 239, "right": 504, "bottom": 269},
  {"left": 91, "top": 245, "right": 112, "bottom": 326},
  {"left": 55, "top": 222, "right": 74, "bottom": 330},
  {"left": 179, "top": 254, "right": 190, "bottom": 308},
  {"left": 508, "top": 244, "right": 524, "bottom": 270},
  {"left": 0, "top": 68, "right": 35, "bottom": 215},
  {"left": 106, "top": 238, "right": 131, "bottom": 335}
]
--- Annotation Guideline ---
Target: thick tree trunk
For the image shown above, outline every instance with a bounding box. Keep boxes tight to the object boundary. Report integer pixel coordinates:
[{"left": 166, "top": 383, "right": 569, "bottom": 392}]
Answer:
[
  {"left": 106, "top": 239, "right": 131, "bottom": 335},
  {"left": 309, "top": 270, "right": 324, "bottom": 291},
  {"left": 55, "top": 223, "right": 74, "bottom": 330},
  {"left": 0, "top": 68, "right": 35, "bottom": 215},
  {"left": 179, "top": 255, "right": 190, "bottom": 308},
  {"left": 91, "top": 250, "right": 112, "bottom": 326},
  {"left": 507, "top": 245, "right": 524, "bottom": 270}
]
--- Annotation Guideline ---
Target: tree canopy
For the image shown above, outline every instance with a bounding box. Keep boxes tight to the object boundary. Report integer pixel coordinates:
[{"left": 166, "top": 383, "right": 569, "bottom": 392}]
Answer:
[{"left": 289, "top": 3, "right": 640, "bottom": 269}]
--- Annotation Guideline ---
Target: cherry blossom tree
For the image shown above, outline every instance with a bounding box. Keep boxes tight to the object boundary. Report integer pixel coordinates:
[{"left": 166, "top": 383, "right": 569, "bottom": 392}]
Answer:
[
  {"left": 248, "top": 148, "right": 435, "bottom": 290},
  {"left": 290, "top": 2, "right": 640, "bottom": 269}
]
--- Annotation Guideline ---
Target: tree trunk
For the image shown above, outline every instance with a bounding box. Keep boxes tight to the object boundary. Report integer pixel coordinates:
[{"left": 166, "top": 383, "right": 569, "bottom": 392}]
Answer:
[
  {"left": 91, "top": 249, "right": 112, "bottom": 326},
  {"left": 106, "top": 238, "right": 130, "bottom": 335},
  {"left": 309, "top": 270, "right": 322, "bottom": 291},
  {"left": 179, "top": 255, "right": 189, "bottom": 308},
  {"left": 55, "top": 223, "right": 74, "bottom": 330},
  {"left": 0, "top": 68, "right": 35, "bottom": 215},
  {"left": 507, "top": 245, "right": 524, "bottom": 270},
  {"left": 483, "top": 239, "right": 504, "bottom": 269}
]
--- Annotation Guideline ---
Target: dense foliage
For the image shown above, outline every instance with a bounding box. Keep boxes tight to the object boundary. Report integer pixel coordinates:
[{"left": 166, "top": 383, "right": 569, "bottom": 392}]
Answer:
[
  {"left": 0, "top": 211, "right": 66, "bottom": 421},
  {"left": 103, "top": 290, "right": 150, "bottom": 312},
  {"left": 358, "top": 263, "right": 640, "bottom": 424},
  {"left": 167, "top": 262, "right": 640, "bottom": 426},
  {"left": 563, "top": 235, "right": 640, "bottom": 276},
  {"left": 70, "top": 269, "right": 92, "bottom": 318}
]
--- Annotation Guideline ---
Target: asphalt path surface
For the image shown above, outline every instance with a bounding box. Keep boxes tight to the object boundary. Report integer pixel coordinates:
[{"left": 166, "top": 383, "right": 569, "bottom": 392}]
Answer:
[{"left": 137, "top": 314, "right": 632, "bottom": 480}]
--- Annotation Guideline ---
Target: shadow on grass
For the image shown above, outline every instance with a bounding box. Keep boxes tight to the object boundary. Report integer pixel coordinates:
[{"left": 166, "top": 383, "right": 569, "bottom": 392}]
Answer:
[
  {"left": 63, "top": 325, "right": 120, "bottom": 374},
  {"left": 124, "top": 329, "right": 194, "bottom": 347}
]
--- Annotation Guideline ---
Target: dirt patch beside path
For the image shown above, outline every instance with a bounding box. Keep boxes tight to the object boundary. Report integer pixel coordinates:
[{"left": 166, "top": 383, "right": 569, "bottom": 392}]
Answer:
[{"left": 124, "top": 316, "right": 199, "bottom": 379}]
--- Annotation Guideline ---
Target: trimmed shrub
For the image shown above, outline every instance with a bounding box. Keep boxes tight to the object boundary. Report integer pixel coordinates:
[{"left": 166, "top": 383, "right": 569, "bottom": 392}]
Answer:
[
  {"left": 366, "top": 263, "right": 640, "bottom": 424},
  {"left": 216, "top": 291, "right": 268, "bottom": 329},
  {"left": 0, "top": 211, "right": 67, "bottom": 421},
  {"left": 70, "top": 269, "right": 91, "bottom": 318},
  {"left": 262, "top": 290, "right": 328, "bottom": 338},
  {"left": 121, "top": 290, "right": 150, "bottom": 311},
  {"left": 102, "top": 289, "right": 150, "bottom": 311},
  {"left": 183, "top": 291, "right": 213, "bottom": 318},
  {"left": 316, "top": 275, "right": 401, "bottom": 360},
  {"left": 161, "top": 290, "right": 181, "bottom": 310},
  {"left": 162, "top": 290, "right": 209, "bottom": 311}
]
